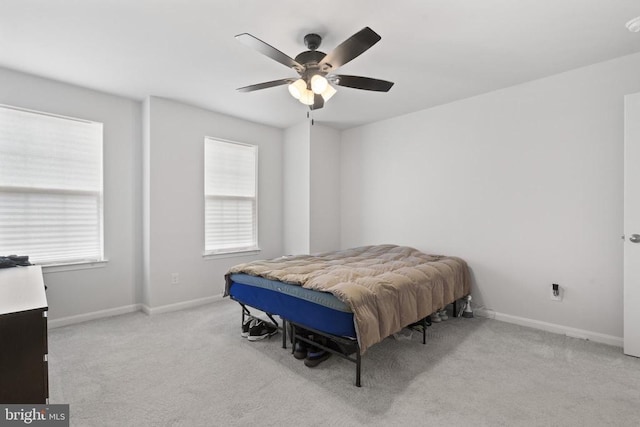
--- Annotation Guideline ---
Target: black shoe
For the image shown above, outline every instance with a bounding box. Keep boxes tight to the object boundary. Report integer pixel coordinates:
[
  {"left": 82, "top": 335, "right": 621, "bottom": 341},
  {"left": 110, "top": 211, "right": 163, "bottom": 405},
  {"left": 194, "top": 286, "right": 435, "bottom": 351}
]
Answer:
[
  {"left": 241, "top": 317, "right": 254, "bottom": 338},
  {"left": 304, "top": 350, "right": 331, "bottom": 367},
  {"left": 247, "top": 320, "right": 278, "bottom": 341},
  {"left": 293, "top": 342, "right": 307, "bottom": 359}
]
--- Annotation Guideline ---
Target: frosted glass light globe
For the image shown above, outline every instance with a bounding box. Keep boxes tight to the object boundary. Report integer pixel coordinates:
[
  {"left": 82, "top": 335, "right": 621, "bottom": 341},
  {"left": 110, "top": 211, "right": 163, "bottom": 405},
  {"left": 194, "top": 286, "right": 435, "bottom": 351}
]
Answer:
[
  {"left": 310, "top": 75, "right": 328, "bottom": 94},
  {"left": 288, "top": 79, "right": 306, "bottom": 99}
]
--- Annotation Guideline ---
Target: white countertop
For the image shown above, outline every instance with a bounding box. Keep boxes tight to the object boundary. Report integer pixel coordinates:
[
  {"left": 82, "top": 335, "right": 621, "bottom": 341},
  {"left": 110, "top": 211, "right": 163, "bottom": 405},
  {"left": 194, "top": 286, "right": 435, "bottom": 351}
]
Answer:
[{"left": 0, "top": 265, "right": 47, "bottom": 315}]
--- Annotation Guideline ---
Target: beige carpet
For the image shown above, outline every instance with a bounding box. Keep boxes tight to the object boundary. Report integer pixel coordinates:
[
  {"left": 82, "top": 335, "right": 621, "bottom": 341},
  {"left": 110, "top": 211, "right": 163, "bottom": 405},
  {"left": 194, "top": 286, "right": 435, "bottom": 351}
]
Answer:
[{"left": 48, "top": 299, "right": 640, "bottom": 426}]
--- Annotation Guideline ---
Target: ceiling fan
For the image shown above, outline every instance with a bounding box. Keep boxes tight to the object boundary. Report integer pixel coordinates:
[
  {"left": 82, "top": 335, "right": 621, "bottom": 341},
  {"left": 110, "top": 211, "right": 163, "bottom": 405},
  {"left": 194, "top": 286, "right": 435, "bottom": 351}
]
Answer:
[{"left": 236, "top": 27, "right": 394, "bottom": 110}]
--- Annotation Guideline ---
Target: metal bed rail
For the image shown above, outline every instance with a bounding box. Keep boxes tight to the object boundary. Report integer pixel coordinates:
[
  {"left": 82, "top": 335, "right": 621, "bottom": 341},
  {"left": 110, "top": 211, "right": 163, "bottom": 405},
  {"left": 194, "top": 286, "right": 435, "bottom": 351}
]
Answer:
[{"left": 236, "top": 298, "right": 469, "bottom": 387}]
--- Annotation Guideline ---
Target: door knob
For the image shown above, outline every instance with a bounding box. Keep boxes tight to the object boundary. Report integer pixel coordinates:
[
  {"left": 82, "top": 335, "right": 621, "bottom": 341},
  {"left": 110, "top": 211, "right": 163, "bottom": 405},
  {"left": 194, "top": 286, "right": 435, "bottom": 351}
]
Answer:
[{"left": 630, "top": 234, "right": 640, "bottom": 243}]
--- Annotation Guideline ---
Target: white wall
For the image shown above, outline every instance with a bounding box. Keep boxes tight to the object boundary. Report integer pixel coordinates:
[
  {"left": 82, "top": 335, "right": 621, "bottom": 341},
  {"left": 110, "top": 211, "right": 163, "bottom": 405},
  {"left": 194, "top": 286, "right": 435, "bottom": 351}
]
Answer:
[
  {"left": 283, "top": 122, "right": 310, "bottom": 255},
  {"left": 310, "top": 124, "right": 341, "bottom": 253},
  {"left": 0, "top": 67, "right": 142, "bottom": 321},
  {"left": 145, "top": 97, "right": 283, "bottom": 309},
  {"left": 283, "top": 122, "right": 342, "bottom": 255},
  {"left": 341, "top": 52, "right": 640, "bottom": 340},
  {"left": 0, "top": 70, "right": 284, "bottom": 318}
]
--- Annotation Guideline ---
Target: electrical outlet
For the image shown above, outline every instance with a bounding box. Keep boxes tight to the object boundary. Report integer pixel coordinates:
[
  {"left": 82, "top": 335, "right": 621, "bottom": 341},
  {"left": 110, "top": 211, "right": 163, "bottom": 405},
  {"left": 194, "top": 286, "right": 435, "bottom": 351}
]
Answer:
[
  {"left": 550, "top": 284, "right": 562, "bottom": 301},
  {"left": 171, "top": 273, "right": 180, "bottom": 285}
]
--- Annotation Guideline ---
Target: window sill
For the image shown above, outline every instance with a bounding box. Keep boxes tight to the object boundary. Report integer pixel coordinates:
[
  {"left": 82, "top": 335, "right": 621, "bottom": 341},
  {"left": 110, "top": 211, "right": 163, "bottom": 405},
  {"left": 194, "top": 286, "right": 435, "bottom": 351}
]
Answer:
[
  {"left": 42, "top": 260, "right": 108, "bottom": 274},
  {"left": 203, "top": 249, "right": 261, "bottom": 260}
]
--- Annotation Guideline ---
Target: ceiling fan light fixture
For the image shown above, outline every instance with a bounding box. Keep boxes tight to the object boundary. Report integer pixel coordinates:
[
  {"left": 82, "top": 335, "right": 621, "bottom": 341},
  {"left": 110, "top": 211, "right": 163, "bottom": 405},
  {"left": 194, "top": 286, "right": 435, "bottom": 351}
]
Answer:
[
  {"left": 321, "top": 84, "right": 337, "bottom": 101},
  {"left": 299, "top": 89, "right": 315, "bottom": 105},
  {"left": 288, "top": 78, "right": 306, "bottom": 99},
  {"left": 311, "top": 74, "right": 328, "bottom": 94}
]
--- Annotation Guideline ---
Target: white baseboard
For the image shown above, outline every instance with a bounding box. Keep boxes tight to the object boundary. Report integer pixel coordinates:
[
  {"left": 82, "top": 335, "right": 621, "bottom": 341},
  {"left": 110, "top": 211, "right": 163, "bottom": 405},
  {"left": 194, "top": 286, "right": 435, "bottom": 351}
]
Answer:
[
  {"left": 48, "top": 304, "right": 142, "bottom": 329},
  {"left": 475, "top": 308, "right": 623, "bottom": 348},
  {"left": 48, "top": 295, "right": 226, "bottom": 328},
  {"left": 141, "top": 294, "right": 224, "bottom": 315}
]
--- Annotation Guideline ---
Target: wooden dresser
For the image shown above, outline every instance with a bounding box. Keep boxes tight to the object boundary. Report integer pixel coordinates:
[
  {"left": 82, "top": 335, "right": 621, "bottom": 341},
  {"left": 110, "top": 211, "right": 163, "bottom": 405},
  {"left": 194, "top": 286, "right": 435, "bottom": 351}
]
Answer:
[{"left": 0, "top": 265, "right": 48, "bottom": 404}]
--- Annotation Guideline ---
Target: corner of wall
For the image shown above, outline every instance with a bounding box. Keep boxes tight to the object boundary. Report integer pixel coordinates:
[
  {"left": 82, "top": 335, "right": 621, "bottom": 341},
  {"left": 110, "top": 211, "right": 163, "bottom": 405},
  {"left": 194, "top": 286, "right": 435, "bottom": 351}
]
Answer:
[
  {"left": 309, "top": 124, "right": 342, "bottom": 253},
  {"left": 141, "top": 97, "right": 152, "bottom": 308},
  {"left": 283, "top": 121, "right": 312, "bottom": 254}
]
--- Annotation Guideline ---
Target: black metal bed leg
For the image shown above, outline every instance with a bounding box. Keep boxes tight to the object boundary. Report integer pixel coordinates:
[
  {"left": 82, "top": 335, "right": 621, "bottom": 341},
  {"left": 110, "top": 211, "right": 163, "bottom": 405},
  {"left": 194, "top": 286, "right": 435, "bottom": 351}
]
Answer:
[
  {"left": 240, "top": 304, "right": 251, "bottom": 326},
  {"left": 423, "top": 318, "right": 426, "bottom": 345},
  {"left": 356, "top": 351, "right": 361, "bottom": 387},
  {"left": 452, "top": 300, "right": 457, "bottom": 318},
  {"left": 282, "top": 319, "right": 287, "bottom": 349}
]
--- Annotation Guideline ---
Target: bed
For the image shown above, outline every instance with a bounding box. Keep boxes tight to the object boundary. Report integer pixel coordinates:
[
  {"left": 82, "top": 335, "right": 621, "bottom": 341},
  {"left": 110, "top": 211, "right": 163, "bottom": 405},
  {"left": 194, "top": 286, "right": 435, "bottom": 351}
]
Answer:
[{"left": 224, "top": 244, "right": 470, "bottom": 386}]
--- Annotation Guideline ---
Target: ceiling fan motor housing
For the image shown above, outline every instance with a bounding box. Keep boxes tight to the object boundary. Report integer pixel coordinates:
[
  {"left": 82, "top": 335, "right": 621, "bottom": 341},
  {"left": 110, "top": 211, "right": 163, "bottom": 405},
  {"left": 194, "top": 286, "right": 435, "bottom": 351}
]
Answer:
[
  {"left": 296, "top": 34, "right": 331, "bottom": 81},
  {"left": 294, "top": 50, "right": 327, "bottom": 75}
]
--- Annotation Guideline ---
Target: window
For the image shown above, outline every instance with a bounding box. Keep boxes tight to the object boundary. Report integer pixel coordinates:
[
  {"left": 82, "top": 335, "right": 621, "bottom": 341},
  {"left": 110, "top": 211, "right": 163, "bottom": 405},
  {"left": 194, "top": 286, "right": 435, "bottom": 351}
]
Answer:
[
  {"left": 204, "top": 137, "right": 258, "bottom": 255},
  {"left": 0, "top": 105, "right": 104, "bottom": 265}
]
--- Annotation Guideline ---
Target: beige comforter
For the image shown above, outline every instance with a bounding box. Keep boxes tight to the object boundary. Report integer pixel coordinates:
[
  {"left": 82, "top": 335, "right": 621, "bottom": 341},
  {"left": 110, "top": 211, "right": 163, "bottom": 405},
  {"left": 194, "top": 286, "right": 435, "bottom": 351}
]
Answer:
[{"left": 226, "top": 244, "right": 470, "bottom": 354}]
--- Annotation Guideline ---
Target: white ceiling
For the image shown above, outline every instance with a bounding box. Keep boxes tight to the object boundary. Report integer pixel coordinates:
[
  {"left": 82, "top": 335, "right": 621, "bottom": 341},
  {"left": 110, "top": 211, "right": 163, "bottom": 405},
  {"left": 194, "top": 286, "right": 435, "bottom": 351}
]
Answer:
[{"left": 1, "top": 1, "right": 639, "bottom": 129}]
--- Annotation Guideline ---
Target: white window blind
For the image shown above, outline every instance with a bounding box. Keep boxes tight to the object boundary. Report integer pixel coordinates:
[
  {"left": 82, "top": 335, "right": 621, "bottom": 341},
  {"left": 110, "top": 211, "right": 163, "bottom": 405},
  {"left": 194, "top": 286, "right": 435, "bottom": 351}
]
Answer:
[
  {"left": 0, "top": 105, "right": 104, "bottom": 265},
  {"left": 204, "top": 137, "right": 258, "bottom": 255}
]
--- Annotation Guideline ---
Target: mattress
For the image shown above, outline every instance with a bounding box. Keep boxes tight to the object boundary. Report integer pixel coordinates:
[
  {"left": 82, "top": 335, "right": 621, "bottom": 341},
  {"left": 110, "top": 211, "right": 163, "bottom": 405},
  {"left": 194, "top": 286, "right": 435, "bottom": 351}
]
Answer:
[{"left": 228, "top": 273, "right": 356, "bottom": 338}]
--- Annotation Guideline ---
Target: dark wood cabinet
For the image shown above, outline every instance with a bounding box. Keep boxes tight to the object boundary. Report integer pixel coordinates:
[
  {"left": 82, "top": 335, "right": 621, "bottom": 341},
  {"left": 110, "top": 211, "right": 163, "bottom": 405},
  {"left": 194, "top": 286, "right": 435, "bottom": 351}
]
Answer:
[{"left": 0, "top": 266, "right": 48, "bottom": 404}]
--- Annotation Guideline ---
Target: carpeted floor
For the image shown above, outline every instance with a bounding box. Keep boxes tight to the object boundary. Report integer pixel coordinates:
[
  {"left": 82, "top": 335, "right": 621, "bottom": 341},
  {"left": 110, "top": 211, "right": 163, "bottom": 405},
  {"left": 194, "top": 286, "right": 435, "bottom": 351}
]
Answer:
[{"left": 48, "top": 299, "right": 640, "bottom": 426}]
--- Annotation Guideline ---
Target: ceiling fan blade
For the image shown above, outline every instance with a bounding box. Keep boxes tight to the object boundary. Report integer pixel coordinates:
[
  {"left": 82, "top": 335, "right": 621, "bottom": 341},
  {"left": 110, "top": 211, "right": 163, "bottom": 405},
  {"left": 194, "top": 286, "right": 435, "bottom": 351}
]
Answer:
[
  {"left": 332, "top": 75, "right": 394, "bottom": 92},
  {"left": 236, "top": 33, "right": 303, "bottom": 70},
  {"left": 319, "top": 27, "right": 381, "bottom": 70},
  {"left": 310, "top": 94, "right": 324, "bottom": 110},
  {"left": 237, "top": 78, "right": 295, "bottom": 92}
]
